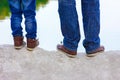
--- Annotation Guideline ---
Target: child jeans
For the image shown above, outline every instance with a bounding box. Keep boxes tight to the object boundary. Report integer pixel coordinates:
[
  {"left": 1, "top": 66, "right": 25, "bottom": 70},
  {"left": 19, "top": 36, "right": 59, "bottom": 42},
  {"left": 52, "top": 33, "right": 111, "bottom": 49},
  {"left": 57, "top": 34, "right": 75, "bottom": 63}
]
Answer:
[
  {"left": 8, "top": 0, "right": 37, "bottom": 39},
  {"left": 58, "top": 0, "right": 100, "bottom": 53}
]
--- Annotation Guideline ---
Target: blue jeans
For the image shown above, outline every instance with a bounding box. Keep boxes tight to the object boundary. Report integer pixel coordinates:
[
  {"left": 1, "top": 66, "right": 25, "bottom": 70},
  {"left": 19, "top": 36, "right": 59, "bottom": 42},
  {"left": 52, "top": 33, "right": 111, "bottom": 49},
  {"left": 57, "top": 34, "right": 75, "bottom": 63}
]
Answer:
[
  {"left": 8, "top": 0, "right": 37, "bottom": 39},
  {"left": 58, "top": 0, "right": 100, "bottom": 53}
]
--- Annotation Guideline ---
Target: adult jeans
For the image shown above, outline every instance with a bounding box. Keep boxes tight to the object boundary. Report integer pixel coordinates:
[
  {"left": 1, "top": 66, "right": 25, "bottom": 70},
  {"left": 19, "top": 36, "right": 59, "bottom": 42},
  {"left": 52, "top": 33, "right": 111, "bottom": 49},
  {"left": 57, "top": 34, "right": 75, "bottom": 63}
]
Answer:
[
  {"left": 8, "top": 0, "right": 37, "bottom": 39},
  {"left": 58, "top": 0, "right": 100, "bottom": 53}
]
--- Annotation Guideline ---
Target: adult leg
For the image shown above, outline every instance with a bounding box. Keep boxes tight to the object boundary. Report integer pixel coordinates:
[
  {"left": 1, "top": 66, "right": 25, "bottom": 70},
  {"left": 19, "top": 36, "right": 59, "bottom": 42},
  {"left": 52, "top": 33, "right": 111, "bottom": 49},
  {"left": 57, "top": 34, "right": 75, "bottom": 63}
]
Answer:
[
  {"left": 81, "top": 0, "right": 104, "bottom": 54},
  {"left": 58, "top": 0, "right": 80, "bottom": 51}
]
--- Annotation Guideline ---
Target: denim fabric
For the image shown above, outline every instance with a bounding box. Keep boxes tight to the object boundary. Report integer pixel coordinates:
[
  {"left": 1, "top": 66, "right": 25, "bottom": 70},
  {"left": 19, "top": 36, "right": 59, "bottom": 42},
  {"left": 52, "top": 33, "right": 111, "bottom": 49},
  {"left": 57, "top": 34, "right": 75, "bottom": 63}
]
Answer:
[
  {"left": 8, "top": 0, "right": 37, "bottom": 39},
  {"left": 58, "top": 0, "right": 100, "bottom": 53}
]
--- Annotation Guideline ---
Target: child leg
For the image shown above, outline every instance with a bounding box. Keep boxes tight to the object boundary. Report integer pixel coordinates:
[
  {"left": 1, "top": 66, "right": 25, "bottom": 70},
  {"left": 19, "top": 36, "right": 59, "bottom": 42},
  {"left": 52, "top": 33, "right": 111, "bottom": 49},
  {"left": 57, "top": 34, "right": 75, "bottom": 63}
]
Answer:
[{"left": 8, "top": 0, "right": 23, "bottom": 37}]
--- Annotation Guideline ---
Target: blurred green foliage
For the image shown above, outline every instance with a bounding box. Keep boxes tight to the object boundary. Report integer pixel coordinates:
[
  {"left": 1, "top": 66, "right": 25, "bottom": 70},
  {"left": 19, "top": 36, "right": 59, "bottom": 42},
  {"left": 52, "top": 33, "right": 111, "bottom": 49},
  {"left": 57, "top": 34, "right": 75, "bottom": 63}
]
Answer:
[
  {"left": 0, "top": 0, "right": 9, "bottom": 19},
  {"left": 0, "top": 0, "right": 48, "bottom": 20}
]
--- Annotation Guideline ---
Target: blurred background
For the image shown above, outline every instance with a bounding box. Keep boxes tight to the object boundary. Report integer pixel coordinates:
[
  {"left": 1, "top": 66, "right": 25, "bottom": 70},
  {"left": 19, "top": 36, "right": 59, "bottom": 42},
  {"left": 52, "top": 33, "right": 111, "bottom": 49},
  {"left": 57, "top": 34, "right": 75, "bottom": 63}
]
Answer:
[{"left": 0, "top": 0, "right": 120, "bottom": 52}]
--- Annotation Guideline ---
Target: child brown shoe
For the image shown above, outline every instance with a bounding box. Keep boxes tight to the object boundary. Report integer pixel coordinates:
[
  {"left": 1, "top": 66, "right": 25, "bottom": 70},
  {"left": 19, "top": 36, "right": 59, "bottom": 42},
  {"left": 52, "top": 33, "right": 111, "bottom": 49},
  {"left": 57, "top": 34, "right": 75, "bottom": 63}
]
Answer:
[
  {"left": 27, "top": 38, "right": 39, "bottom": 51},
  {"left": 14, "top": 36, "right": 25, "bottom": 49}
]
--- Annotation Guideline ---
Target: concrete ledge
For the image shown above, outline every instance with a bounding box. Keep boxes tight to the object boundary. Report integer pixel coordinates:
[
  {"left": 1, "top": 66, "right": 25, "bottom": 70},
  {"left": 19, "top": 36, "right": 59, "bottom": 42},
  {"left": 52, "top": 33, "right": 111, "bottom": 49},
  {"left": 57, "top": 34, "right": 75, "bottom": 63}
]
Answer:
[{"left": 0, "top": 45, "right": 120, "bottom": 80}]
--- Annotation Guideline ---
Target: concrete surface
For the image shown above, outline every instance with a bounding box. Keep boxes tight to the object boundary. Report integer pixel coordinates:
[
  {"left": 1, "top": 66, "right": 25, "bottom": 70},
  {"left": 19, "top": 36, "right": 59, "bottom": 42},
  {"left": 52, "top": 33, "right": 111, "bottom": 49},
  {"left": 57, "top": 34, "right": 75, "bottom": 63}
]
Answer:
[{"left": 0, "top": 45, "right": 120, "bottom": 80}]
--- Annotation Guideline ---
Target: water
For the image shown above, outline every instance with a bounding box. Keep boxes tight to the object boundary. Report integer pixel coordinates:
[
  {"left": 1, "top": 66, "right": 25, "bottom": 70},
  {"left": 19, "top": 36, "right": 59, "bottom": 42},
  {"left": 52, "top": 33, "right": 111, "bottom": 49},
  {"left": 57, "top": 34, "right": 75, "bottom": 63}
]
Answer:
[{"left": 0, "top": 0, "right": 120, "bottom": 52}]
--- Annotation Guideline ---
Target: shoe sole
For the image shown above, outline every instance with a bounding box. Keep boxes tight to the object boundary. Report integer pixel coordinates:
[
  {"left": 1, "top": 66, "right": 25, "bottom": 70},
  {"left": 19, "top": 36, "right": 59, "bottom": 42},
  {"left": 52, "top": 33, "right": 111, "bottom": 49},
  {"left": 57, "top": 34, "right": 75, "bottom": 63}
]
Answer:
[
  {"left": 27, "top": 47, "right": 34, "bottom": 51},
  {"left": 65, "top": 53, "right": 76, "bottom": 58},
  {"left": 57, "top": 49, "right": 76, "bottom": 58},
  {"left": 86, "top": 51, "right": 104, "bottom": 57}
]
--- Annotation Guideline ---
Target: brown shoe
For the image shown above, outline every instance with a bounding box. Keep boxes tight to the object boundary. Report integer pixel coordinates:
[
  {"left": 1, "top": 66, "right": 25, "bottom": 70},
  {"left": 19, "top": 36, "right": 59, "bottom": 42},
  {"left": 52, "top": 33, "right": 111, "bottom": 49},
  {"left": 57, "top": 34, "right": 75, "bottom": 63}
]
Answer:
[
  {"left": 27, "top": 38, "right": 39, "bottom": 51},
  {"left": 57, "top": 44, "right": 77, "bottom": 58},
  {"left": 14, "top": 36, "right": 25, "bottom": 49},
  {"left": 86, "top": 46, "right": 105, "bottom": 57}
]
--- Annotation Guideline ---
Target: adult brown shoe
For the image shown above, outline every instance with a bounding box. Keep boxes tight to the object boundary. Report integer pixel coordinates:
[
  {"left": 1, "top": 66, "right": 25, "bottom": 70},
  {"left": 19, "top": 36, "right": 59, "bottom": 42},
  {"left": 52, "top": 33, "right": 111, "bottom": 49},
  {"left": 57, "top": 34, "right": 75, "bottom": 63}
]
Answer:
[
  {"left": 57, "top": 44, "right": 77, "bottom": 58},
  {"left": 86, "top": 46, "right": 105, "bottom": 57},
  {"left": 27, "top": 38, "right": 39, "bottom": 51},
  {"left": 14, "top": 36, "right": 25, "bottom": 49}
]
